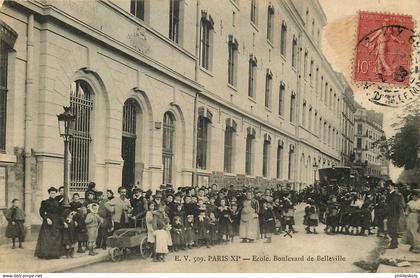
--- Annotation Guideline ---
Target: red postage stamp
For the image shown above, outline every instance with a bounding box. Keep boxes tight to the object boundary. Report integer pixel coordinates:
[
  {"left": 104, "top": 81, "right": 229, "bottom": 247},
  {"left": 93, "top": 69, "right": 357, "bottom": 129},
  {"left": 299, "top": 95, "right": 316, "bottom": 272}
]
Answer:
[{"left": 354, "top": 11, "right": 414, "bottom": 86}]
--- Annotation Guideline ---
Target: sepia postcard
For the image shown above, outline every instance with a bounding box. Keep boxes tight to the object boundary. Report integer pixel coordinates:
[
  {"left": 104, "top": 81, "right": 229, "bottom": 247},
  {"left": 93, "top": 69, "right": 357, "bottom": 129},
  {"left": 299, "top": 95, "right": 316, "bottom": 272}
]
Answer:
[{"left": 0, "top": 0, "right": 419, "bottom": 275}]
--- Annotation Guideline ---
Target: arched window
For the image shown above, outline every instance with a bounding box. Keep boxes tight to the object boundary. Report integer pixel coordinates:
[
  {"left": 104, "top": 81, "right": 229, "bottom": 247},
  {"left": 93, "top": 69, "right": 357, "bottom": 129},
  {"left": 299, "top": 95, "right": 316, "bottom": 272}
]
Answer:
[
  {"left": 292, "top": 36, "right": 298, "bottom": 68},
  {"left": 276, "top": 140, "right": 284, "bottom": 179},
  {"left": 162, "top": 112, "right": 175, "bottom": 184},
  {"left": 122, "top": 98, "right": 139, "bottom": 188},
  {"left": 250, "top": 0, "right": 258, "bottom": 25},
  {"left": 280, "top": 21, "right": 287, "bottom": 56},
  {"left": 302, "top": 102, "right": 307, "bottom": 127},
  {"left": 224, "top": 119, "right": 236, "bottom": 173},
  {"left": 278, "top": 82, "right": 285, "bottom": 116},
  {"left": 196, "top": 108, "right": 212, "bottom": 169},
  {"left": 262, "top": 134, "right": 271, "bottom": 177},
  {"left": 267, "top": 4, "right": 274, "bottom": 42},
  {"left": 265, "top": 69, "right": 273, "bottom": 108},
  {"left": 288, "top": 144, "right": 295, "bottom": 180},
  {"left": 248, "top": 54, "right": 258, "bottom": 98},
  {"left": 290, "top": 92, "right": 296, "bottom": 123},
  {"left": 245, "top": 127, "right": 256, "bottom": 175},
  {"left": 169, "top": 0, "right": 181, "bottom": 43},
  {"left": 200, "top": 11, "right": 214, "bottom": 70},
  {"left": 69, "top": 80, "right": 94, "bottom": 192}
]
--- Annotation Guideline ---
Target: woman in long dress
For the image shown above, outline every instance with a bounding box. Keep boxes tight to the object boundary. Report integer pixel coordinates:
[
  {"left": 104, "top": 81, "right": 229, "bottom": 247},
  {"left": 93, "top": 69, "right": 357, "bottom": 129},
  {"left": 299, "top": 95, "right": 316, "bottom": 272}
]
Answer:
[
  {"left": 403, "top": 190, "right": 420, "bottom": 253},
  {"left": 34, "top": 187, "right": 64, "bottom": 259},
  {"left": 239, "top": 191, "right": 260, "bottom": 243}
]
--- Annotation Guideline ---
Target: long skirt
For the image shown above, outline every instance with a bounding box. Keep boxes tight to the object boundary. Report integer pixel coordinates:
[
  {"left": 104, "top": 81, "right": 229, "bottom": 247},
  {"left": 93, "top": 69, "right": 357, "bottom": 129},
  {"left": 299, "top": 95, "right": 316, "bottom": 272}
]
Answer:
[
  {"left": 239, "top": 216, "right": 259, "bottom": 240},
  {"left": 154, "top": 229, "right": 169, "bottom": 254},
  {"left": 34, "top": 222, "right": 63, "bottom": 259},
  {"left": 402, "top": 212, "right": 420, "bottom": 249}
]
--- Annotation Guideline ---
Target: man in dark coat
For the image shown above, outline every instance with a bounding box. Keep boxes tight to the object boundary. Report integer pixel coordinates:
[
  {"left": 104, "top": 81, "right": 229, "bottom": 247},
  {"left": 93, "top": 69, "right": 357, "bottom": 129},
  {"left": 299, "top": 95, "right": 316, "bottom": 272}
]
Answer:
[
  {"left": 385, "top": 183, "right": 403, "bottom": 249},
  {"left": 34, "top": 187, "right": 64, "bottom": 259},
  {"left": 130, "top": 188, "right": 148, "bottom": 227}
]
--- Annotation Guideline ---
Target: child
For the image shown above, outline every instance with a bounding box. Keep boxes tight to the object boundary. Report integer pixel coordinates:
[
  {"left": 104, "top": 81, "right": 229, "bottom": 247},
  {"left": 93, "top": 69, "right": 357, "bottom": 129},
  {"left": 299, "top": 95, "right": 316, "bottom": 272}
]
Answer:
[
  {"left": 325, "top": 196, "right": 339, "bottom": 234},
  {"left": 304, "top": 199, "right": 319, "bottom": 234},
  {"left": 184, "top": 214, "right": 195, "bottom": 249},
  {"left": 70, "top": 193, "right": 83, "bottom": 211},
  {"left": 171, "top": 216, "right": 185, "bottom": 251},
  {"left": 152, "top": 203, "right": 170, "bottom": 262},
  {"left": 195, "top": 208, "right": 210, "bottom": 248},
  {"left": 4, "top": 199, "right": 25, "bottom": 249},
  {"left": 229, "top": 203, "right": 240, "bottom": 239},
  {"left": 85, "top": 203, "right": 103, "bottom": 256},
  {"left": 261, "top": 202, "right": 275, "bottom": 243},
  {"left": 283, "top": 198, "right": 296, "bottom": 233},
  {"left": 218, "top": 199, "right": 232, "bottom": 243},
  {"left": 74, "top": 206, "right": 88, "bottom": 253},
  {"left": 208, "top": 212, "right": 219, "bottom": 245},
  {"left": 62, "top": 209, "right": 77, "bottom": 257}
]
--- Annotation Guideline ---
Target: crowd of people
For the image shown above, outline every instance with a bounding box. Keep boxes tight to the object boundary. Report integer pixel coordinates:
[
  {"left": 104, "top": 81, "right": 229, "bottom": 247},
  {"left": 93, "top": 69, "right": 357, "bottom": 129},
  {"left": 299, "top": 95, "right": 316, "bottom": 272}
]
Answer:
[
  {"left": 300, "top": 181, "right": 420, "bottom": 253},
  {"left": 3, "top": 180, "right": 420, "bottom": 261}
]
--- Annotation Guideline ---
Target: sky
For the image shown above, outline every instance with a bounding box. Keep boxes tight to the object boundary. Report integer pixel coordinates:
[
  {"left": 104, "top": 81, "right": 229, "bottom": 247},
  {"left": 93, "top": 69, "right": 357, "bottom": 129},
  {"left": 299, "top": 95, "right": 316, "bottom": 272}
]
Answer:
[{"left": 318, "top": 0, "right": 420, "bottom": 181}]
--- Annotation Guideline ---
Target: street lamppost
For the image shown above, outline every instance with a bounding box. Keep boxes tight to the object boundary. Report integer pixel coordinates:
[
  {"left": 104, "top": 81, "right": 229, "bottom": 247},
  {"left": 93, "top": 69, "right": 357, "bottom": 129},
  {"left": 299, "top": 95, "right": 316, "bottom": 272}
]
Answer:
[
  {"left": 57, "top": 106, "right": 76, "bottom": 208},
  {"left": 312, "top": 161, "right": 318, "bottom": 184}
]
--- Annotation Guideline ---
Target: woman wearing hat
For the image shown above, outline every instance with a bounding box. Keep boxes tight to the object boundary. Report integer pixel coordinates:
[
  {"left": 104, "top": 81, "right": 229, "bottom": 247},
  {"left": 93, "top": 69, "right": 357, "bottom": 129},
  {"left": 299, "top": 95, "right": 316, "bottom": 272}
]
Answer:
[
  {"left": 403, "top": 189, "right": 420, "bottom": 253},
  {"left": 34, "top": 187, "right": 64, "bottom": 259},
  {"left": 239, "top": 191, "right": 260, "bottom": 243}
]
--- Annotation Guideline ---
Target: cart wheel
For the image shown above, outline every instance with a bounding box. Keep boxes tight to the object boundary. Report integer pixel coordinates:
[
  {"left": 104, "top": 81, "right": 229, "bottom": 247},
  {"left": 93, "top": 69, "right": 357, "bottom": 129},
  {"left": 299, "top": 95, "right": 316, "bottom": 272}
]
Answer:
[
  {"left": 109, "top": 247, "right": 122, "bottom": 262},
  {"left": 139, "top": 235, "right": 153, "bottom": 259}
]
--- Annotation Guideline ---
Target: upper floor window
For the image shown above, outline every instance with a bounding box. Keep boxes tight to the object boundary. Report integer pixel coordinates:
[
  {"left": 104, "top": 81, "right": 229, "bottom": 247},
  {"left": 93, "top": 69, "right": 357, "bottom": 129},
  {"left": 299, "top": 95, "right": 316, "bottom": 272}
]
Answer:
[
  {"left": 303, "top": 50, "right": 308, "bottom": 78},
  {"left": 169, "top": 0, "right": 180, "bottom": 43},
  {"left": 265, "top": 69, "right": 273, "bottom": 108},
  {"left": 130, "top": 0, "right": 145, "bottom": 21},
  {"left": 290, "top": 92, "right": 296, "bottom": 123},
  {"left": 267, "top": 5, "right": 274, "bottom": 42},
  {"left": 278, "top": 82, "right": 285, "bottom": 116},
  {"left": 291, "top": 36, "right": 297, "bottom": 68},
  {"left": 280, "top": 21, "right": 287, "bottom": 56},
  {"left": 310, "top": 59, "right": 314, "bottom": 84},
  {"left": 228, "top": 35, "right": 238, "bottom": 86},
  {"left": 200, "top": 11, "right": 214, "bottom": 70},
  {"left": 302, "top": 102, "right": 307, "bottom": 127},
  {"left": 250, "top": 0, "right": 258, "bottom": 25},
  {"left": 357, "top": 123, "right": 362, "bottom": 135},
  {"left": 248, "top": 55, "right": 257, "bottom": 99},
  {"left": 311, "top": 19, "right": 315, "bottom": 36}
]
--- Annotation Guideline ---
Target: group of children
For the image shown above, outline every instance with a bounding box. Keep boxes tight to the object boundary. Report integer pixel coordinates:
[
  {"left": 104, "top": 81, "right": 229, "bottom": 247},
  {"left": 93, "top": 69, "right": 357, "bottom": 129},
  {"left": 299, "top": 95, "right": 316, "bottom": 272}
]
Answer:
[
  {"left": 4, "top": 183, "right": 301, "bottom": 261},
  {"left": 144, "top": 186, "right": 298, "bottom": 262}
]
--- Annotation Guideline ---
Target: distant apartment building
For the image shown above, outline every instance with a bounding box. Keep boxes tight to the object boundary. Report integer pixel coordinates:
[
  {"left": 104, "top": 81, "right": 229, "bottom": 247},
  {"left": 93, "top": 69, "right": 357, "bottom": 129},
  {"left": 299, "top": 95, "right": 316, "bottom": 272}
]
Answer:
[{"left": 353, "top": 106, "right": 389, "bottom": 178}]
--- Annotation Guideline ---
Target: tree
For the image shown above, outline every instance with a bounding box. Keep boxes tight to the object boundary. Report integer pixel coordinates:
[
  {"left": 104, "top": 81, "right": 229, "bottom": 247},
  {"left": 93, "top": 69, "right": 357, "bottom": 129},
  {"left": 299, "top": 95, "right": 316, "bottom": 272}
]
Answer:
[{"left": 374, "top": 100, "right": 420, "bottom": 170}]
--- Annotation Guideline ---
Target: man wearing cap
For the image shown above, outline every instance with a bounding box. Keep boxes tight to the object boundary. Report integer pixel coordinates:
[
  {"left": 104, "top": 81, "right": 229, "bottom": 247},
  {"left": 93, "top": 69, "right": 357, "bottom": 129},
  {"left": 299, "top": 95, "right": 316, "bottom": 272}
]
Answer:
[
  {"left": 385, "top": 183, "right": 403, "bottom": 249},
  {"left": 105, "top": 187, "right": 132, "bottom": 230},
  {"left": 130, "top": 188, "right": 147, "bottom": 227}
]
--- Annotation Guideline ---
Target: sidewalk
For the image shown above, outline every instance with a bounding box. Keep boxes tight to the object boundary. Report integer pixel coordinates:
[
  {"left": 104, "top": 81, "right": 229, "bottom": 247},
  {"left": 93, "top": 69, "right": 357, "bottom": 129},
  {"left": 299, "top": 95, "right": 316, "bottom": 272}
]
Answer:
[
  {"left": 0, "top": 240, "right": 108, "bottom": 273},
  {"left": 376, "top": 243, "right": 420, "bottom": 273}
]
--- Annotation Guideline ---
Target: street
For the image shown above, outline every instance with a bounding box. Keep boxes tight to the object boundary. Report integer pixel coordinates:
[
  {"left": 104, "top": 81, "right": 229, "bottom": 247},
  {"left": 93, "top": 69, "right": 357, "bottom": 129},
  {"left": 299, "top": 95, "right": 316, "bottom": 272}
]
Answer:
[{"left": 69, "top": 207, "right": 380, "bottom": 273}]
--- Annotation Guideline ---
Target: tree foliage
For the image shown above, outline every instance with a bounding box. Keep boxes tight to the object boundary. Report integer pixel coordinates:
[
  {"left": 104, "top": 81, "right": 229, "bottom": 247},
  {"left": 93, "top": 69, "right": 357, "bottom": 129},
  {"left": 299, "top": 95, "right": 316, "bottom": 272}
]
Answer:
[{"left": 375, "top": 100, "right": 420, "bottom": 170}]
